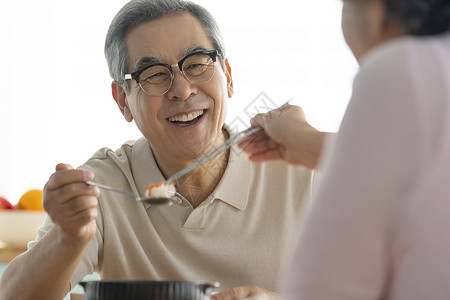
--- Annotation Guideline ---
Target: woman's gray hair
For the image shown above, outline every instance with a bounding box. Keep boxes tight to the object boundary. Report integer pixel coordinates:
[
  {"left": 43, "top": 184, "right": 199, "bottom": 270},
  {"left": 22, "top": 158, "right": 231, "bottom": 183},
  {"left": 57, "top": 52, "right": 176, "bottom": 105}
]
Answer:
[
  {"left": 384, "top": 0, "right": 450, "bottom": 35},
  {"left": 105, "top": 0, "right": 226, "bottom": 94}
]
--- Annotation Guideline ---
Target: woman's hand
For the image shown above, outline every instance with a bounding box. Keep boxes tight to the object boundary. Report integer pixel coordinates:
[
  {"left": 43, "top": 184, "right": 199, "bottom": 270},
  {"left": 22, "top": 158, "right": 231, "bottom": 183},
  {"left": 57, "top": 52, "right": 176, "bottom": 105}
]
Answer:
[{"left": 239, "top": 105, "right": 329, "bottom": 169}]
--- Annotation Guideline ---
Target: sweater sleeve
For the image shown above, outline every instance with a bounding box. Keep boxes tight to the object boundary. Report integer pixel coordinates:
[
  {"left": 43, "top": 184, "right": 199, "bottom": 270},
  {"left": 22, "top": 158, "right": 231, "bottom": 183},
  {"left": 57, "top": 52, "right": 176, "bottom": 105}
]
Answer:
[{"left": 283, "top": 40, "right": 422, "bottom": 299}]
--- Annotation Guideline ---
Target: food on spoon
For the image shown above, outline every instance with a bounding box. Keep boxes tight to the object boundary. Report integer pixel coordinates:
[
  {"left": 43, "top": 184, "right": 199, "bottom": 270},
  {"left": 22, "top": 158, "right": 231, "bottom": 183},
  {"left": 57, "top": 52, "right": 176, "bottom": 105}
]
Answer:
[{"left": 145, "top": 182, "right": 176, "bottom": 198}]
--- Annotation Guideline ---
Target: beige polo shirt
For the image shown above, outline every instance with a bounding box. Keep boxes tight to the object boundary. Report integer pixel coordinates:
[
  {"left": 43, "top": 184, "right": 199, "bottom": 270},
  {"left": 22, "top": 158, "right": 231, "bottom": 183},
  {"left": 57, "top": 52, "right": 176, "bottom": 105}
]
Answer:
[{"left": 31, "top": 135, "right": 313, "bottom": 292}]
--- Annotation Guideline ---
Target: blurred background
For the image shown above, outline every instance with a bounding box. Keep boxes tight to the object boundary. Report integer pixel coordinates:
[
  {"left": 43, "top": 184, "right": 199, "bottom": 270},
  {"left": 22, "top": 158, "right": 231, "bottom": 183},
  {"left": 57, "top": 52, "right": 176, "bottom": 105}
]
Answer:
[{"left": 0, "top": 0, "right": 358, "bottom": 204}]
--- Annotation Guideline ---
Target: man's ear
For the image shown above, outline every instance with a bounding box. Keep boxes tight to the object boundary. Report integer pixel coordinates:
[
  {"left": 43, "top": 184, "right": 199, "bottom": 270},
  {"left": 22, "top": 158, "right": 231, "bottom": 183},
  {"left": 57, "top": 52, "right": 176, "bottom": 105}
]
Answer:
[
  {"left": 111, "top": 81, "right": 133, "bottom": 122},
  {"left": 224, "top": 58, "right": 234, "bottom": 98}
]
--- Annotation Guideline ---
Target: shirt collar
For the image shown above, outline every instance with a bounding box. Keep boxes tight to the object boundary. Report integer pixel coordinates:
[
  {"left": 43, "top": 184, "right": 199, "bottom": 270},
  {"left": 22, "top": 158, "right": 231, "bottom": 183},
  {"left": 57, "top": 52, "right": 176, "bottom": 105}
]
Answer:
[
  {"left": 209, "top": 141, "right": 252, "bottom": 210},
  {"left": 130, "top": 127, "right": 252, "bottom": 211}
]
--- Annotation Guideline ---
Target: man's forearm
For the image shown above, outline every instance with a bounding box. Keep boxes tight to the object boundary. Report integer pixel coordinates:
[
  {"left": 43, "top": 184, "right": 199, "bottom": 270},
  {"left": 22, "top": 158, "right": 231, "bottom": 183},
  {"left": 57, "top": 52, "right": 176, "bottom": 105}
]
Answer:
[{"left": 0, "top": 227, "right": 89, "bottom": 300}]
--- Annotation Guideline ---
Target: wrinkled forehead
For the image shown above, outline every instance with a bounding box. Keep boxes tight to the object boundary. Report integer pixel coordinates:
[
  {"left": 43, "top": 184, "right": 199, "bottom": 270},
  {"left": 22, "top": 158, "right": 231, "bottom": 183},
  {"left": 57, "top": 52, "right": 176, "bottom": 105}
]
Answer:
[{"left": 125, "top": 13, "right": 214, "bottom": 72}]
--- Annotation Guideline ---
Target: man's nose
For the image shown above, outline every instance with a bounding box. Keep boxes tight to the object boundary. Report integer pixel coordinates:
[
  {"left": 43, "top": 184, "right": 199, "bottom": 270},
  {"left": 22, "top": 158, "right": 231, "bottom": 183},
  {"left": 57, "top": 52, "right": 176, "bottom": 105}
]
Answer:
[{"left": 166, "top": 66, "right": 197, "bottom": 100}]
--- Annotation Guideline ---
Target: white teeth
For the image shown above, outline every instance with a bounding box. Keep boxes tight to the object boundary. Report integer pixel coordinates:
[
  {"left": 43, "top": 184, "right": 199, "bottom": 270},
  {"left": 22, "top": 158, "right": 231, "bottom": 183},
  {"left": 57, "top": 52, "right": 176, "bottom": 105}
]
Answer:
[{"left": 168, "top": 110, "right": 204, "bottom": 122}]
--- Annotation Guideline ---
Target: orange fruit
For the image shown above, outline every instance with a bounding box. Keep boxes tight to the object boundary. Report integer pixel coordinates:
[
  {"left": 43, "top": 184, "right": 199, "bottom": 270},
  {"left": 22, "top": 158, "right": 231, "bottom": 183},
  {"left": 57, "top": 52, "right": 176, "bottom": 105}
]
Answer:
[{"left": 17, "top": 189, "right": 44, "bottom": 211}]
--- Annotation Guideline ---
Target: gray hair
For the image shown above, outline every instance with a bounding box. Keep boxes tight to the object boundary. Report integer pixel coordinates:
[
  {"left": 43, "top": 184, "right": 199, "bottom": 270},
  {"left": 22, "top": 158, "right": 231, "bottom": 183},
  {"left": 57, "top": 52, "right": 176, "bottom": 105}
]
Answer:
[
  {"left": 104, "top": 0, "right": 226, "bottom": 94},
  {"left": 384, "top": 0, "right": 450, "bottom": 35}
]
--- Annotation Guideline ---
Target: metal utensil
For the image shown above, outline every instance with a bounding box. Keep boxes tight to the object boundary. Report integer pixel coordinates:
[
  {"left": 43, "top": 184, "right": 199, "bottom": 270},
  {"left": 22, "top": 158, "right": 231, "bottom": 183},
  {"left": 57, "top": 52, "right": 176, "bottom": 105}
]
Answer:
[
  {"left": 85, "top": 127, "right": 261, "bottom": 206},
  {"left": 163, "top": 99, "right": 291, "bottom": 185},
  {"left": 86, "top": 100, "right": 290, "bottom": 204},
  {"left": 164, "top": 126, "right": 262, "bottom": 185},
  {"left": 85, "top": 181, "right": 178, "bottom": 205}
]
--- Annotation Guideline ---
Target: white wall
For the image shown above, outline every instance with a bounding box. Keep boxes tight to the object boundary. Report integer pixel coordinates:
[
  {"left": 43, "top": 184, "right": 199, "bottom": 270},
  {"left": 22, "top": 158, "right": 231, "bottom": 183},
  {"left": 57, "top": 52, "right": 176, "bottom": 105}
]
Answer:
[{"left": 0, "top": 0, "right": 358, "bottom": 204}]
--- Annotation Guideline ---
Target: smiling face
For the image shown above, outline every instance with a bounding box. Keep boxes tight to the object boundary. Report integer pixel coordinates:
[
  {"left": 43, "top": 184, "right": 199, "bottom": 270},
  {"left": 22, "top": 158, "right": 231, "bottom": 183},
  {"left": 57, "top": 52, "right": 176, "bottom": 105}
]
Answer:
[{"left": 113, "top": 13, "right": 233, "bottom": 164}]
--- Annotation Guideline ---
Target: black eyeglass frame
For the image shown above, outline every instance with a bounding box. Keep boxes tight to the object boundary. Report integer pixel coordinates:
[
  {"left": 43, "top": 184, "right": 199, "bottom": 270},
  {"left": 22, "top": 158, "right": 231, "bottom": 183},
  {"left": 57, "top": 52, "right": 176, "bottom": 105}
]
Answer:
[{"left": 124, "top": 49, "right": 219, "bottom": 84}]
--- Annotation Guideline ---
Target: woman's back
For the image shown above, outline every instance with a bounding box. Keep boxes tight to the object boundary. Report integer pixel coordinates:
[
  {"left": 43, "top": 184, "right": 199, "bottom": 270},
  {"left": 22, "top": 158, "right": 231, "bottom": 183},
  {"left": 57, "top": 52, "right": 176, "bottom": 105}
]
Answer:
[
  {"left": 390, "top": 32, "right": 450, "bottom": 299},
  {"left": 284, "top": 32, "right": 450, "bottom": 300}
]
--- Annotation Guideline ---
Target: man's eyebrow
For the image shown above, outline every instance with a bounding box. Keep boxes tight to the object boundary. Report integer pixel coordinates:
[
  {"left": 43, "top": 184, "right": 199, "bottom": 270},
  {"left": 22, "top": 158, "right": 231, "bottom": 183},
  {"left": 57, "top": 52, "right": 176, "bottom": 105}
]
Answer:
[
  {"left": 182, "top": 46, "right": 209, "bottom": 57},
  {"left": 134, "top": 56, "right": 160, "bottom": 73},
  {"left": 133, "top": 46, "right": 212, "bottom": 72}
]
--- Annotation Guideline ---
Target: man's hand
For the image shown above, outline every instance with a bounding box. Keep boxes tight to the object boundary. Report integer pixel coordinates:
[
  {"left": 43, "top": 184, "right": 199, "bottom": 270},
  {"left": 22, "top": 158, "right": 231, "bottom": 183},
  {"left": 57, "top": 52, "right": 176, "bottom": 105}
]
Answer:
[
  {"left": 43, "top": 163, "right": 100, "bottom": 245},
  {"left": 0, "top": 163, "right": 101, "bottom": 300},
  {"left": 211, "top": 286, "right": 279, "bottom": 300}
]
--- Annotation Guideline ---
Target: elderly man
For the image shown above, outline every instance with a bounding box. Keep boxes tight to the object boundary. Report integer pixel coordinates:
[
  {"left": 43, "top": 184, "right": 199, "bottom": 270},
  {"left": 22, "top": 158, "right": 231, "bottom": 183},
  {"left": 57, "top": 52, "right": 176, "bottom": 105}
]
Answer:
[{"left": 0, "top": 1, "right": 326, "bottom": 299}]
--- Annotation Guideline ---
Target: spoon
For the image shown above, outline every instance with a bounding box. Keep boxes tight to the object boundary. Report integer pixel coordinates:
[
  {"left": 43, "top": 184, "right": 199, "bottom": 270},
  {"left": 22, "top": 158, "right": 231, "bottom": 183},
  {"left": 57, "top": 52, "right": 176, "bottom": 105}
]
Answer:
[
  {"left": 85, "top": 181, "right": 179, "bottom": 205},
  {"left": 164, "top": 126, "right": 262, "bottom": 185},
  {"left": 84, "top": 127, "right": 261, "bottom": 206},
  {"left": 86, "top": 100, "right": 290, "bottom": 204},
  {"left": 162, "top": 99, "right": 291, "bottom": 185}
]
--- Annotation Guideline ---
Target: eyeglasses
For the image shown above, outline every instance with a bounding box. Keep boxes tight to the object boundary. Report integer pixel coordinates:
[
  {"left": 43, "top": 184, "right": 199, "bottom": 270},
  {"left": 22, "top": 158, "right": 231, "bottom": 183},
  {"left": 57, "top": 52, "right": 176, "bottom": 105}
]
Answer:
[{"left": 124, "top": 50, "right": 219, "bottom": 96}]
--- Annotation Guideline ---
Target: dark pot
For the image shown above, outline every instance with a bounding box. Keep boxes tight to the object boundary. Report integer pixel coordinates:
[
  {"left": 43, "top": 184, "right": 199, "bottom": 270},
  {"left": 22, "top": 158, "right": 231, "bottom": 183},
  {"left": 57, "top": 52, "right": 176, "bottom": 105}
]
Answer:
[{"left": 79, "top": 280, "right": 220, "bottom": 300}]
